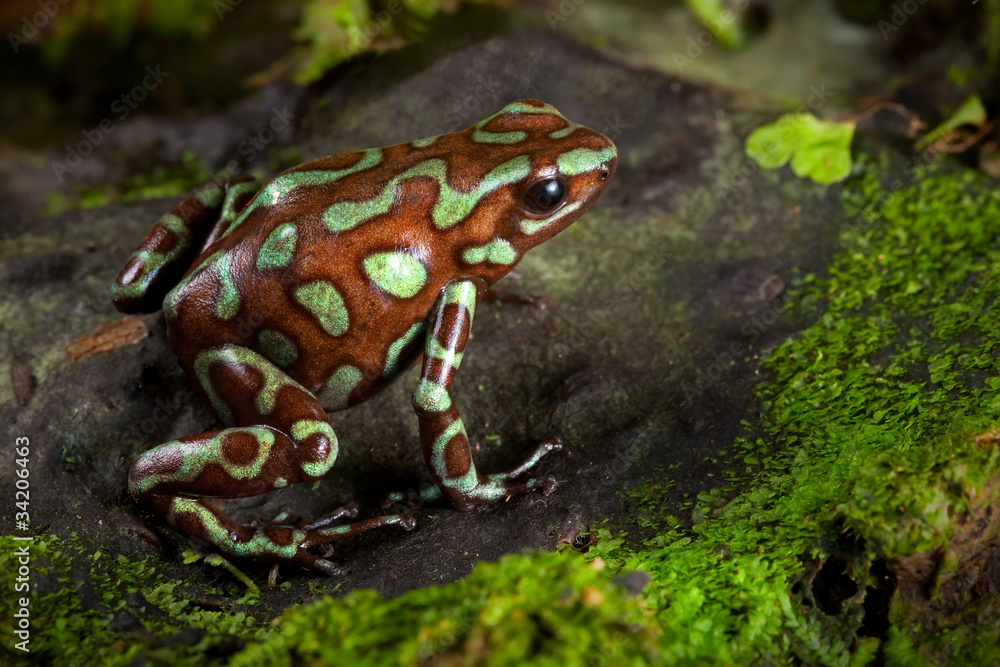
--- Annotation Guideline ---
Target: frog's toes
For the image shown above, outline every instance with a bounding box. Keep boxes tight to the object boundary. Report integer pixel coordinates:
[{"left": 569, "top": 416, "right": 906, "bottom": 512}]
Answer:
[
  {"left": 297, "top": 502, "right": 360, "bottom": 531},
  {"left": 381, "top": 484, "right": 442, "bottom": 509},
  {"left": 312, "top": 557, "right": 349, "bottom": 577}
]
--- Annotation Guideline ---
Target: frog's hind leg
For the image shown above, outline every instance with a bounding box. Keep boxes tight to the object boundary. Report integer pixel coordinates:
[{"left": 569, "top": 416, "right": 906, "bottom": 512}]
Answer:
[
  {"left": 112, "top": 177, "right": 259, "bottom": 314},
  {"left": 128, "top": 345, "right": 414, "bottom": 576}
]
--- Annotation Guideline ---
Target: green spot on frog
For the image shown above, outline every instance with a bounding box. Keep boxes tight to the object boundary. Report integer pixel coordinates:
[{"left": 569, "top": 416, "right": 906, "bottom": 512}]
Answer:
[
  {"left": 363, "top": 251, "right": 428, "bottom": 298},
  {"left": 472, "top": 129, "right": 527, "bottom": 144},
  {"left": 462, "top": 239, "right": 517, "bottom": 265},
  {"left": 216, "top": 254, "right": 241, "bottom": 320},
  {"left": 224, "top": 148, "right": 384, "bottom": 238},
  {"left": 258, "top": 329, "right": 298, "bottom": 367},
  {"left": 257, "top": 223, "right": 298, "bottom": 270},
  {"left": 385, "top": 322, "right": 426, "bottom": 377},
  {"left": 557, "top": 146, "right": 618, "bottom": 176},
  {"left": 197, "top": 186, "right": 224, "bottom": 207},
  {"left": 318, "top": 365, "right": 363, "bottom": 410},
  {"left": 414, "top": 378, "right": 451, "bottom": 412},
  {"left": 294, "top": 281, "right": 349, "bottom": 336},
  {"left": 411, "top": 136, "right": 438, "bottom": 148}
]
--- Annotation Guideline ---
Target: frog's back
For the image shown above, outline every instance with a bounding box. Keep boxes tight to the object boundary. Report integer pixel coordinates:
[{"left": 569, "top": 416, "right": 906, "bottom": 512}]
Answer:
[{"left": 165, "top": 99, "right": 616, "bottom": 411}]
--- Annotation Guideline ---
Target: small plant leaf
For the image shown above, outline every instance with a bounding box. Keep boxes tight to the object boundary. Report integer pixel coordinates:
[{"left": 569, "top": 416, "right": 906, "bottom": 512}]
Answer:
[
  {"left": 747, "top": 113, "right": 855, "bottom": 184},
  {"left": 915, "top": 94, "right": 987, "bottom": 150}
]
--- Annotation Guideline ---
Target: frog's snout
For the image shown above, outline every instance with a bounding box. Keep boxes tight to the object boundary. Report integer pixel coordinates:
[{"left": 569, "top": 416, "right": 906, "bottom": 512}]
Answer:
[{"left": 598, "top": 153, "right": 617, "bottom": 182}]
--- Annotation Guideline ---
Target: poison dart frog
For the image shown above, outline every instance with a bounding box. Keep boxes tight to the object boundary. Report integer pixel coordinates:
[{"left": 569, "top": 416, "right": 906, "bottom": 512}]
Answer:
[{"left": 111, "top": 99, "right": 617, "bottom": 575}]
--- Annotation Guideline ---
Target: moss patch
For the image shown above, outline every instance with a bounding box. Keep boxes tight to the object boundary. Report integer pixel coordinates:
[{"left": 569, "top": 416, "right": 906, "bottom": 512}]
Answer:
[{"left": 594, "top": 154, "right": 1000, "bottom": 663}]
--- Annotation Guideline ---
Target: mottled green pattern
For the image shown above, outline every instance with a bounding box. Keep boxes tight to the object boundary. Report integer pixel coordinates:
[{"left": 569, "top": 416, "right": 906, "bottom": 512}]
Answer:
[
  {"left": 472, "top": 128, "right": 527, "bottom": 144},
  {"left": 163, "top": 250, "right": 222, "bottom": 321},
  {"left": 111, "top": 214, "right": 191, "bottom": 302},
  {"left": 363, "top": 251, "right": 428, "bottom": 298},
  {"left": 215, "top": 253, "right": 240, "bottom": 320},
  {"left": 290, "top": 419, "right": 339, "bottom": 477},
  {"left": 196, "top": 185, "right": 224, "bottom": 207},
  {"left": 549, "top": 124, "right": 578, "bottom": 139},
  {"left": 404, "top": 157, "right": 531, "bottom": 230},
  {"left": 413, "top": 377, "right": 452, "bottom": 412},
  {"left": 324, "top": 181, "right": 396, "bottom": 232},
  {"left": 318, "top": 365, "right": 363, "bottom": 410},
  {"left": 556, "top": 146, "right": 617, "bottom": 176},
  {"left": 222, "top": 148, "right": 383, "bottom": 238},
  {"left": 168, "top": 497, "right": 302, "bottom": 560},
  {"left": 384, "top": 322, "right": 426, "bottom": 377},
  {"left": 520, "top": 201, "right": 582, "bottom": 236},
  {"left": 411, "top": 136, "right": 438, "bottom": 148},
  {"left": 461, "top": 239, "right": 517, "bottom": 265},
  {"left": 193, "top": 346, "right": 306, "bottom": 424},
  {"left": 294, "top": 281, "right": 350, "bottom": 336},
  {"left": 257, "top": 223, "right": 298, "bottom": 270},
  {"left": 258, "top": 329, "right": 298, "bottom": 367},
  {"left": 221, "top": 180, "right": 260, "bottom": 222},
  {"left": 130, "top": 426, "right": 275, "bottom": 496}
]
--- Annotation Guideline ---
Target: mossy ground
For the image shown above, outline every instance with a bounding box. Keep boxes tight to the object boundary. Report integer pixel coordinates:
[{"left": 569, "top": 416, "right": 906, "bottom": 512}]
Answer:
[{"left": 4, "top": 154, "right": 999, "bottom": 665}]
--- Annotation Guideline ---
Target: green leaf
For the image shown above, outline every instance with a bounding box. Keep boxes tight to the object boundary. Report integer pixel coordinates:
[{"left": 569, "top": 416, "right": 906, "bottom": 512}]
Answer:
[
  {"left": 747, "top": 113, "right": 855, "bottom": 185},
  {"left": 915, "top": 94, "right": 987, "bottom": 150}
]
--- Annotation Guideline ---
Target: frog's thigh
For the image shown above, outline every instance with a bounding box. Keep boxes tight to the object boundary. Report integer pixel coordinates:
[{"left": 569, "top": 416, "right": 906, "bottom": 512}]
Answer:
[
  {"left": 112, "top": 177, "right": 260, "bottom": 314},
  {"left": 130, "top": 345, "right": 338, "bottom": 500}
]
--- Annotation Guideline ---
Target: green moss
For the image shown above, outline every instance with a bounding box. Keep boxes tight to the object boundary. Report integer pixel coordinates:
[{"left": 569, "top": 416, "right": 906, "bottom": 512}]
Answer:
[
  {"left": 44, "top": 150, "right": 211, "bottom": 217},
  {"left": 0, "top": 533, "right": 269, "bottom": 666},
  {"left": 595, "top": 154, "right": 1000, "bottom": 663},
  {"left": 230, "top": 552, "right": 658, "bottom": 665}
]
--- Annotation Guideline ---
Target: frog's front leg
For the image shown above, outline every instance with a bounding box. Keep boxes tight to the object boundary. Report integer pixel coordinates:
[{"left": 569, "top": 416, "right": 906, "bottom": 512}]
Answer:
[
  {"left": 406, "top": 280, "right": 563, "bottom": 511},
  {"left": 129, "top": 345, "right": 414, "bottom": 576}
]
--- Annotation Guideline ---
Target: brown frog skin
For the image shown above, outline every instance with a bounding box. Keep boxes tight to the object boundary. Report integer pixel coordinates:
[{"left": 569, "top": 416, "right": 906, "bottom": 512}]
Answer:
[{"left": 111, "top": 99, "right": 618, "bottom": 575}]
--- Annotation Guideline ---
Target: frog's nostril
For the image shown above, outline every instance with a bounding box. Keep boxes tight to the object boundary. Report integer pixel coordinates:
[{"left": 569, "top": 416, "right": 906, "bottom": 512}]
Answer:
[{"left": 598, "top": 165, "right": 610, "bottom": 181}]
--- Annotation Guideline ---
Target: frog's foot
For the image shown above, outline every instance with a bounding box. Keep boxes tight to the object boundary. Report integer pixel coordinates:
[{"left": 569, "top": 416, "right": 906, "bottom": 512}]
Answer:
[
  {"left": 482, "top": 288, "right": 550, "bottom": 310},
  {"left": 143, "top": 493, "right": 413, "bottom": 576},
  {"left": 267, "top": 502, "right": 358, "bottom": 530},
  {"left": 383, "top": 439, "right": 563, "bottom": 509}
]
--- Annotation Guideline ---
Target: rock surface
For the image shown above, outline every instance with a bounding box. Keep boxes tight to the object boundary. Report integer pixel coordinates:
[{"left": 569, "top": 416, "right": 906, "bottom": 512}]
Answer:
[{"left": 0, "top": 29, "right": 842, "bottom": 609}]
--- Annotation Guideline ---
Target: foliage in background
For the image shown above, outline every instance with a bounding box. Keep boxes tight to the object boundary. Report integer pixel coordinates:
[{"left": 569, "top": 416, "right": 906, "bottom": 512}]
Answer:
[
  {"left": 685, "top": 0, "right": 748, "bottom": 49},
  {"left": 42, "top": 0, "right": 219, "bottom": 62}
]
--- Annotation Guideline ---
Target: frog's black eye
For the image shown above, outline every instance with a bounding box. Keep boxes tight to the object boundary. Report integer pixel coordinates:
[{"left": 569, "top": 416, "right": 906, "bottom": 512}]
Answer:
[{"left": 522, "top": 178, "right": 566, "bottom": 214}]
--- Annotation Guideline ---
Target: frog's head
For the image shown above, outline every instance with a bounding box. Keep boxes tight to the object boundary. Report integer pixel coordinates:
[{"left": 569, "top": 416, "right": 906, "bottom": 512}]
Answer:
[{"left": 467, "top": 99, "right": 617, "bottom": 252}]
